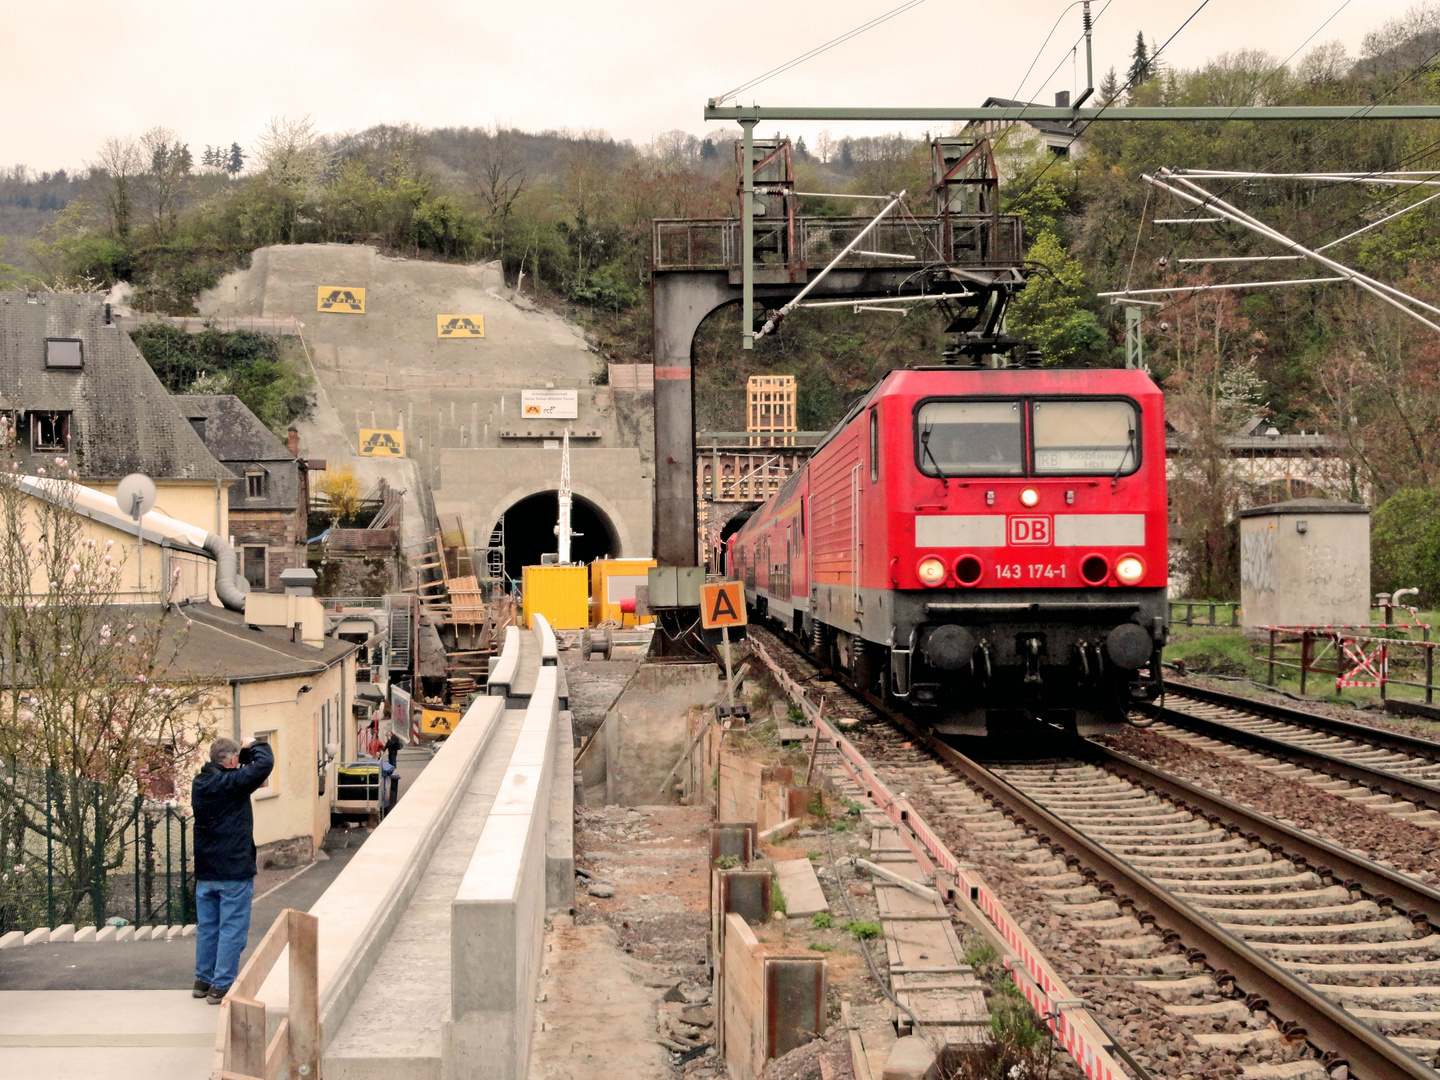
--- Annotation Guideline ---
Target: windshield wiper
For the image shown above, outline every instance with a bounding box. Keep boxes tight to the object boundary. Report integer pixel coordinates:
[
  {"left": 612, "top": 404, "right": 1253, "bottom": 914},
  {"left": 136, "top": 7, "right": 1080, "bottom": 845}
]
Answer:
[
  {"left": 920, "top": 428, "right": 949, "bottom": 489},
  {"left": 1111, "top": 426, "right": 1136, "bottom": 487}
]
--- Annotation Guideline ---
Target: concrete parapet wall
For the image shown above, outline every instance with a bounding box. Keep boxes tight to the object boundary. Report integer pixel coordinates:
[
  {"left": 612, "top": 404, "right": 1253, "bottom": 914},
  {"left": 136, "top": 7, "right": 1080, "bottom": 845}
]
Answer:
[
  {"left": 547, "top": 709, "right": 575, "bottom": 911},
  {"left": 444, "top": 667, "right": 560, "bottom": 1080},
  {"left": 257, "top": 693, "right": 507, "bottom": 1042}
]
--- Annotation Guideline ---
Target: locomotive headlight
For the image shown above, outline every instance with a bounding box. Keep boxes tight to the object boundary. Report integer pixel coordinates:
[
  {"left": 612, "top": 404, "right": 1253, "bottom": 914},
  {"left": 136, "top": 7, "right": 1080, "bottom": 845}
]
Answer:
[
  {"left": 1115, "top": 555, "right": 1146, "bottom": 585},
  {"left": 1019, "top": 487, "right": 1040, "bottom": 507},
  {"left": 916, "top": 556, "right": 947, "bottom": 587}
]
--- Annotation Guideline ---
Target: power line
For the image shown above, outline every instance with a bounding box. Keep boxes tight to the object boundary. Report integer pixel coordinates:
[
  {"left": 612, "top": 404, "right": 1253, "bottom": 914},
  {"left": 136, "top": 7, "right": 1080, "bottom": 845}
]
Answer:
[{"left": 711, "top": 0, "right": 928, "bottom": 107}]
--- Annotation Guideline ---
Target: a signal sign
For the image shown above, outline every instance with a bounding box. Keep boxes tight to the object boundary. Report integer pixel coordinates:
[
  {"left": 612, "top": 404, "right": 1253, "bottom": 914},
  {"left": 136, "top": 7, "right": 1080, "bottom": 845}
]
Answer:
[
  {"left": 700, "top": 581, "right": 747, "bottom": 630},
  {"left": 359, "top": 429, "right": 405, "bottom": 457},
  {"left": 317, "top": 286, "right": 366, "bottom": 313},
  {"left": 437, "top": 314, "right": 485, "bottom": 338}
]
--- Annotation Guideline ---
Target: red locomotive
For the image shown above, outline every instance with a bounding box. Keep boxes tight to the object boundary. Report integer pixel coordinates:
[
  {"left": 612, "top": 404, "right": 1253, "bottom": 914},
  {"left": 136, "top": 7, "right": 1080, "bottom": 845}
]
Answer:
[{"left": 728, "top": 365, "right": 1168, "bottom": 735}]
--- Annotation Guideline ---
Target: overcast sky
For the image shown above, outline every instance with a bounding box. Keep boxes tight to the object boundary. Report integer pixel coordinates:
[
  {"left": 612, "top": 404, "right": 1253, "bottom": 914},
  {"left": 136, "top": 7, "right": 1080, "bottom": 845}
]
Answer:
[{"left": 1, "top": 0, "right": 1424, "bottom": 172}]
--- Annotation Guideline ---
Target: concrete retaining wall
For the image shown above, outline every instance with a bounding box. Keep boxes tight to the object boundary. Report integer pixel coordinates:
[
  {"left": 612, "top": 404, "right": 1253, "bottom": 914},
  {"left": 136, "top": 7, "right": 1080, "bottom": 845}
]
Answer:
[
  {"left": 601, "top": 660, "right": 717, "bottom": 806},
  {"left": 444, "top": 667, "right": 560, "bottom": 1080}
]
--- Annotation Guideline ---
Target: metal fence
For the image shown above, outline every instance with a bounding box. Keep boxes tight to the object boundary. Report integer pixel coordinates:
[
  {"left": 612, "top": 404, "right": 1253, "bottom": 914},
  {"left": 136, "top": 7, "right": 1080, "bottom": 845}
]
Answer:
[
  {"left": 0, "top": 761, "right": 194, "bottom": 934},
  {"left": 1169, "top": 600, "right": 1242, "bottom": 627},
  {"left": 1262, "top": 623, "right": 1438, "bottom": 701}
]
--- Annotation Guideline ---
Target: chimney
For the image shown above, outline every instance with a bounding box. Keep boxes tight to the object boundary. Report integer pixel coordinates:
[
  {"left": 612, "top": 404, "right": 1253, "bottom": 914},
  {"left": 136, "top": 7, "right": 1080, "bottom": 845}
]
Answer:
[
  {"left": 1055, "top": 91, "right": 1071, "bottom": 108},
  {"left": 287, "top": 427, "right": 300, "bottom": 457}
]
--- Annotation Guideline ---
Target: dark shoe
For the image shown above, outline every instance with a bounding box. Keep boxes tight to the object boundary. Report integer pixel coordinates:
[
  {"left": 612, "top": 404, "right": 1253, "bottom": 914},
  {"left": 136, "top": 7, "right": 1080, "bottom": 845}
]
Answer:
[
  {"left": 192, "top": 979, "right": 211, "bottom": 998},
  {"left": 206, "top": 984, "right": 229, "bottom": 1005}
]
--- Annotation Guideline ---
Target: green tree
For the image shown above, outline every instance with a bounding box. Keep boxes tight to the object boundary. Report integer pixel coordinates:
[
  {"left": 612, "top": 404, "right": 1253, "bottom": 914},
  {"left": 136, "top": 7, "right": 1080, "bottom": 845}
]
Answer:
[
  {"left": 1127, "top": 32, "right": 1152, "bottom": 89},
  {"left": 1371, "top": 487, "right": 1440, "bottom": 602},
  {"left": 1007, "top": 231, "right": 1105, "bottom": 364}
]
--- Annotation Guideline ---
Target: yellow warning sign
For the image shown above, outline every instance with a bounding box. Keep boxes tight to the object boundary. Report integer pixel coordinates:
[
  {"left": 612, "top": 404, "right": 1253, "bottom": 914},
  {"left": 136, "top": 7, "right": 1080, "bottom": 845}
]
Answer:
[
  {"left": 358, "top": 429, "right": 405, "bottom": 457},
  {"left": 437, "top": 314, "right": 485, "bottom": 339},
  {"left": 700, "top": 581, "right": 747, "bottom": 630},
  {"left": 317, "top": 286, "right": 366, "bottom": 313}
]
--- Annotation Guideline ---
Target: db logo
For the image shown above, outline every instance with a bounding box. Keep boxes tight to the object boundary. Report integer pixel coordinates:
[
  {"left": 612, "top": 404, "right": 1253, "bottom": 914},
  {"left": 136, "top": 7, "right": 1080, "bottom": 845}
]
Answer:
[{"left": 1009, "top": 516, "right": 1052, "bottom": 545}]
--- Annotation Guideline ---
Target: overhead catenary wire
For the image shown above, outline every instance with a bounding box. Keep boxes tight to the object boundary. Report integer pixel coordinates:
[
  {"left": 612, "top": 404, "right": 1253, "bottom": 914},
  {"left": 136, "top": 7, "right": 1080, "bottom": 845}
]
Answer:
[{"left": 711, "top": 0, "right": 928, "bottom": 107}]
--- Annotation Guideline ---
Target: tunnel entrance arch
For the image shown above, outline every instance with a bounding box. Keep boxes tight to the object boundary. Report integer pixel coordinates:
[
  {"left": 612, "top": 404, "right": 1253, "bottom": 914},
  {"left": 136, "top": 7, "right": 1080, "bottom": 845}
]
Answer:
[{"left": 495, "top": 490, "right": 622, "bottom": 582}]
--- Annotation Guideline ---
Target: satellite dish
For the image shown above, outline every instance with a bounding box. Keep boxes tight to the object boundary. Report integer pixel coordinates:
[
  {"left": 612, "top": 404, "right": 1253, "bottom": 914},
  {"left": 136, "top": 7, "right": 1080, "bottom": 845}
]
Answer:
[{"left": 116, "top": 473, "right": 157, "bottom": 522}]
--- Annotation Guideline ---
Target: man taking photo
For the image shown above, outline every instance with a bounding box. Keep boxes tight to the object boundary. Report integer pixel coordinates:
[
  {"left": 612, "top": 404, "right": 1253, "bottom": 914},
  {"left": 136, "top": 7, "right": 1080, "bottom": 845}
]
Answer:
[{"left": 191, "top": 735, "right": 274, "bottom": 1004}]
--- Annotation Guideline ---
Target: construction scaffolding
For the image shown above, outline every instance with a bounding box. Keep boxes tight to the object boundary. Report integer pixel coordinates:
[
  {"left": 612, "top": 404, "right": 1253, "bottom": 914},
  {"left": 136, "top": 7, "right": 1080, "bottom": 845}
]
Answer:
[{"left": 746, "top": 375, "right": 797, "bottom": 447}]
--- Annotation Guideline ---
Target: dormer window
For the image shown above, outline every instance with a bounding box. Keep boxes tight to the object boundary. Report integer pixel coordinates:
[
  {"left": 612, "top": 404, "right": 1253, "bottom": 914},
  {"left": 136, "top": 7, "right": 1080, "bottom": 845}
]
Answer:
[
  {"left": 246, "top": 467, "right": 267, "bottom": 499},
  {"left": 45, "top": 339, "right": 83, "bottom": 369},
  {"left": 31, "top": 412, "right": 70, "bottom": 452},
  {"left": 189, "top": 417, "right": 207, "bottom": 442}
]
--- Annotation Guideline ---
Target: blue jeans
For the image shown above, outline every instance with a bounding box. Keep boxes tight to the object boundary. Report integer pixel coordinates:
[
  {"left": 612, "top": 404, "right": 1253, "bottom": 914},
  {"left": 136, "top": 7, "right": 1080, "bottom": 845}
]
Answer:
[{"left": 194, "top": 878, "right": 254, "bottom": 989}]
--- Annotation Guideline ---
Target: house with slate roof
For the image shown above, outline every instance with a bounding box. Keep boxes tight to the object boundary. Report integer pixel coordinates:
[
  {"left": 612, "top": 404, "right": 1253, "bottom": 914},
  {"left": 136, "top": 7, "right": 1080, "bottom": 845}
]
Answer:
[
  {"left": 0, "top": 291, "right": 235, "bottom": 537},
  {"left": 175, "top": 393, "right": 311, "bottom": 591},
  {"left": 968, "top": 94, "right": 1088, "bottom": 162}
]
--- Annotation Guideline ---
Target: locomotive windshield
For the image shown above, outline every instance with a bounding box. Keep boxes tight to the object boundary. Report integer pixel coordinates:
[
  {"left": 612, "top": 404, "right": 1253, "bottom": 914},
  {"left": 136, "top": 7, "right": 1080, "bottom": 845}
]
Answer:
[
  {"left": 1032, "top": 400, "right": 1139, "bottom": 475},
  {"left": 916, "top": 401, "right": 1024, "bottom": 476}
]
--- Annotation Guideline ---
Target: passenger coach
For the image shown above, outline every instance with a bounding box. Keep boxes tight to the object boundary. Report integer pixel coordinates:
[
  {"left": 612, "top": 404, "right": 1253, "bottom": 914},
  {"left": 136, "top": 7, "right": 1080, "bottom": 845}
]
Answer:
[{"left": 729, "top": 365, "right": 1168, "bottom": 736}]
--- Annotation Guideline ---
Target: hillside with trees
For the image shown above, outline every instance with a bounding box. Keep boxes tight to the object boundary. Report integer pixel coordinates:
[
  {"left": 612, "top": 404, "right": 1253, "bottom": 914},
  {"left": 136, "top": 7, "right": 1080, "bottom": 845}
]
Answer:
[{"left": 5, "top": 3, "right": 1440, "bottom": 598}]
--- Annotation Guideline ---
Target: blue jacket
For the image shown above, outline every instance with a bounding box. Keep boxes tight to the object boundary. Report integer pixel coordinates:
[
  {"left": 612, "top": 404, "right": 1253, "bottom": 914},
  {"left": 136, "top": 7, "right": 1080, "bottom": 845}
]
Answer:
[{"left": 192, "top": 742, "right": 274, "bottom": 881}]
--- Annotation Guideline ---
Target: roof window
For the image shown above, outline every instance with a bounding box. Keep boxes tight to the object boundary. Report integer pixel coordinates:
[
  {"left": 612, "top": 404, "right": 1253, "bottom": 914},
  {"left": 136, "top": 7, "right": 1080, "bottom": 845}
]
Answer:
[{"left": 45, "top": 339, "right": 83, "bottom": 370}]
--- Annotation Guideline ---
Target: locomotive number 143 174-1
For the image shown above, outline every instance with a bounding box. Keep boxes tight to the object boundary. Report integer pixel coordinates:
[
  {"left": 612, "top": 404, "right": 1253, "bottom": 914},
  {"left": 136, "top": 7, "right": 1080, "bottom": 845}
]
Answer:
[{"left": 995, "top": 563, "right": 1068, "bottom": 581}]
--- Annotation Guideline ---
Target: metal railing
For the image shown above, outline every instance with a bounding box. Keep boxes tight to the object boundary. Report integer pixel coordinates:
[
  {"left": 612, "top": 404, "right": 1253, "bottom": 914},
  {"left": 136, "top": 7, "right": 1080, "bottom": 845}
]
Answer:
[
  {"left": 1263, "top": 623, "right": 1438, "bottom": 702},
  {"left": 653, "top": 214, "right": 1023, "bottom": 271},
  {"left": 0, "top": 761, "right": 194, "bottom": 933},
  {"left": 1168, "top": 600, "right": 1242, "bottom": 627}
]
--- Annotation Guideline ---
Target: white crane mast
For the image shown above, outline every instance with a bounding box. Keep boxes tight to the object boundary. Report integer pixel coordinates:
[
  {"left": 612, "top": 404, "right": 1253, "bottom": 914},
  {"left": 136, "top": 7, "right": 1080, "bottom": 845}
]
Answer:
[{"left": 555, "top": 427, "right": 573, "bottom": 564}]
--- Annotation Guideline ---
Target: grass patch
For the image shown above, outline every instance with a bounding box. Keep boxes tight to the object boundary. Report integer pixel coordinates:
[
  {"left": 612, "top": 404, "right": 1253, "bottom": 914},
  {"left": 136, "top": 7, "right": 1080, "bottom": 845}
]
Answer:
[
  {"left": 807, "top": 791, "right": 828, "bottom": 819},
  {"left": 844, "top": 920, "right": 880, "bottom": 940},
  {"left": 713, "top": 855, "right": 740, "bottom": 870},
  {"left": 1165, "top": 630, "right": 1265, "bottom": 679},
  {"left": 805, "top": 849, "right": 824, "bottom": 861},
  {"left": 811, "top": 912, "right": 835, "bottom": 929},
  {"left": 807, "top": 941, "right": 835, "bottom": 952},
  {"left": 828, "top": 819, "right": 855, "bottom": 834},
  {"left": 963, "top": 935, "right": 998, "bottom": 968},
  {"left": 771, "top": 883, "right": 787, "bottom": 916}
]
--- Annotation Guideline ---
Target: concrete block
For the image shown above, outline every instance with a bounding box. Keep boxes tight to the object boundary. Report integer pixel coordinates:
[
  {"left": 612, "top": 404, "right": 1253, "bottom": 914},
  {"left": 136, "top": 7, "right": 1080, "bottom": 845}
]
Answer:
[
  {"left": 165, "top": 926, "right": 183, "bottom": 941},
  {"left": 24, "top": 927, "right": 50, "bottom": 945},
  {"left": 0, "top": 930, "right": 24, "bottom": 949},
  {"left": 883, "top": 1035, "right": 937, "bottom": 1080},
  {"left": 182, "top": 924, "right": 196, "bottom": 937},
  {"left": 96, "top": 926, "right": 117, "bottom": 942},
  {"left": 548, "top": 707, "right": 575, "bottom": 911},
  {"left": 448, "top": 669, "right": 557, "bottom": 1080},
  {"left": 116, "top": 927, "right": 135, "bottom": 942},
  {"left": 149, "top": 926, "right": 169, "bottom": 941},
  {"left": 773, "top": 859, "right": 829, "bottom": 918},
  {"left": 73, "top": 926, "right": 96, "bottom": 943},
  {"left": 51, "top": 924, "right": 76, "bottom": 942},
  {"left": 759, "top": 817, "right": 802, "bottom": 844}
]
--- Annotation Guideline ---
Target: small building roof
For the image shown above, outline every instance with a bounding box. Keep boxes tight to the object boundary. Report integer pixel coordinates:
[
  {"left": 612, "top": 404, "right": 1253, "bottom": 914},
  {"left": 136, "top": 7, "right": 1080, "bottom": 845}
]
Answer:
[
  {"left": 979, "top": 97, "right": 1084, "bottom": 139},
  {"left": 0, "top": 292, "right": 234, "bottom": 483},
  {"left": 170, "top": 602, "right": 356, "bottom": 681},
  {"left": 173, "top": 394, "right": 295, "bottom": 463},
  {"left": 1238, "top": 497, "right": 1370, "bottom": 518}
]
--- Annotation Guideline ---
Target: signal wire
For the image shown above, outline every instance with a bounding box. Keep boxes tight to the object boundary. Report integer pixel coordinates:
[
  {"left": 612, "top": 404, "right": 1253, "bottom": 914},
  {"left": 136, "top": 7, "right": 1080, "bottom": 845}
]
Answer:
[{"left": 711, "top": 0, "right": 928, "bottom": 107}]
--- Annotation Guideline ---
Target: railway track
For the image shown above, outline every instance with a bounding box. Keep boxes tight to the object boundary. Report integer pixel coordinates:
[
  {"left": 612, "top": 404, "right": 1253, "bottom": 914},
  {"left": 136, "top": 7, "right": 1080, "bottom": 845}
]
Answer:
[
  {"left": 1145, "top": 685, "right": 1440, "bottom": 830},
  {"left": 747, "top": 626, "right": 1440, "bottom": 1080}
]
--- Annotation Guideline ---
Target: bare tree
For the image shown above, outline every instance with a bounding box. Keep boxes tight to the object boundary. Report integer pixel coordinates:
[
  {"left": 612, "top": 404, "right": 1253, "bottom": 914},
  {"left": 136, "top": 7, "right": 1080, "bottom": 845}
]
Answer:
[
  {"left": 815, "top": 131, "right": 835, "bottom": 165},
  {"left": 472, "top": 125, "right": 528, "bottom": 265},
  {"left": 89, "top": 137, "right": 144, "bottom": 239},
  {"left": 139, "top": 127, "right": 193, "bottom": 236},
  {"left": 0, "top": 429, "right": 216, "bottom": 922}
]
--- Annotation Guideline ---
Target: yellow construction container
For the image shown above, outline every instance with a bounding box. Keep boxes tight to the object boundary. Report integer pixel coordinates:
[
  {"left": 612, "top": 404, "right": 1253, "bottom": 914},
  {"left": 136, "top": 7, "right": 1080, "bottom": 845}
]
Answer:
[
  {"left": 522, "top": 565, "right": 589, "bottom": 629},
  {"left": 589, "top": 558, "right": 658, "bottom": 626}
]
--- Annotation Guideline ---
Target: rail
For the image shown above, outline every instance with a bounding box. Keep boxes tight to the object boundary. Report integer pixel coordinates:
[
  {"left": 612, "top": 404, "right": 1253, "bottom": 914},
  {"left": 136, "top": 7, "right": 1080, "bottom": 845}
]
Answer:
[
  {"left": 751, "top": 630, "right": 1440, "bottom": 1080},
  {"left": 652, "top": 214, "right": 1023, "bottom": 271},
  {"left": 212, "top": 907, "right": 318, "bottom": 1080}
]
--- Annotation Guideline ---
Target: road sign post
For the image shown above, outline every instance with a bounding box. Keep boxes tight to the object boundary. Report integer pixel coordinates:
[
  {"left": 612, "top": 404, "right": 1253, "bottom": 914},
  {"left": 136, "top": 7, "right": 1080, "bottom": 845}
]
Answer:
[{"left": 701, "top": 581, "right": 748, "bottom": 712}]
